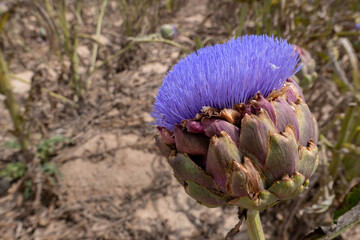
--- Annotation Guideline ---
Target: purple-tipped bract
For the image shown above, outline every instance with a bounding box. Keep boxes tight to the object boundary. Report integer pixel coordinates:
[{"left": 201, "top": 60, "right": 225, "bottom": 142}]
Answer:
[{"left": 151, "top": 35, "right": 302, "bottom": 130}]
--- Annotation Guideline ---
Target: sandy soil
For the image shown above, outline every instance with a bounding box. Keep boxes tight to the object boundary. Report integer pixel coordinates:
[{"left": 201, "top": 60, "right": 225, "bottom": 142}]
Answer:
[{"left": 0, "top": 0, "right": 359, "bottom": 239}]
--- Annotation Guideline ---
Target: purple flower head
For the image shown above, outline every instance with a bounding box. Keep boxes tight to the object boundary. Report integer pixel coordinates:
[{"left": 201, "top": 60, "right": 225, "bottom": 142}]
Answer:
[
  {"left": 356, "top": 23, "right": 360, "bottom": 30},
  {"left": 151, "top": 35, "right": 302, "bottom": 131}
]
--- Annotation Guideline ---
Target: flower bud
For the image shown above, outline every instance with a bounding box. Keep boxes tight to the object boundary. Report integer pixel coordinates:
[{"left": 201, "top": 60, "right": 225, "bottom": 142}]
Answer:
[{"left": 160, "top": 24, "right": 177, "bottom": 40}]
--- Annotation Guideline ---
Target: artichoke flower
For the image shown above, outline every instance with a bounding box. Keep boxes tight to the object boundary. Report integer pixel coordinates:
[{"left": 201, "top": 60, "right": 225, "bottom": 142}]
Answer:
[
  {"left": 151, "top": 35, "right": 319, "bottom": 211},
  {"left": 356, "top": 23, "right": 360, "bottom": 30}
]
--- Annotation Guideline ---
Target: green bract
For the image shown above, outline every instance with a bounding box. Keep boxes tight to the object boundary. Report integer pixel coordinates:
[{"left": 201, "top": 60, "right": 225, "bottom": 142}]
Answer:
[{"left": 156, "top": 79, "right": 318, "bottom": 210}]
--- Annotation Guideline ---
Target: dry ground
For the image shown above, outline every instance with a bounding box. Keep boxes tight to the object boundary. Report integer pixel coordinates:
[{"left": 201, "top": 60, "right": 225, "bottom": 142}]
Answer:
[{"left": 0, "top": 0, "right": 359, "bottom": 239}]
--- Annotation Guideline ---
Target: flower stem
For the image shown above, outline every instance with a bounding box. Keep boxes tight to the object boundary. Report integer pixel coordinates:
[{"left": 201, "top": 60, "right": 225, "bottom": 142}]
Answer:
[
  {"left": 0, "top": 49, "right": 29, "bottom": 150},
  {"left": 245, "top": 210, "right": 265, "bottom": 240}
]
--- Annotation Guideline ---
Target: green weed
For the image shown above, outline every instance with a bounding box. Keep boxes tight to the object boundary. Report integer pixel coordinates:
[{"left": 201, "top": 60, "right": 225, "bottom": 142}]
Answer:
[
  {"left": 0, "top": 162, "right": 27, "bottom": 182},
  {"left": 37, "top": 135, "right": 72, "bottom": 162},
  {"left": 4, "top": 138, "right": 21, "bottom": 149}
]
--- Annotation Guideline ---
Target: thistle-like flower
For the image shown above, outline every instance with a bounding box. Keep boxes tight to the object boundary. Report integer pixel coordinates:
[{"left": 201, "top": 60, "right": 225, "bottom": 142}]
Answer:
[
  {"left": 356, "top": 23, "right": 360, "bottom": 30},
  {"left": 151, "top": 35, "right": 318, "bottom": 213}
]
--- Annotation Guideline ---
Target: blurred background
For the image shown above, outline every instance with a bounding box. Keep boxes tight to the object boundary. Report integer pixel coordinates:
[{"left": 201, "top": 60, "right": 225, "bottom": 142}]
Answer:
[{"left": 0, "top": 0, "right": 359, "bottom": 239}]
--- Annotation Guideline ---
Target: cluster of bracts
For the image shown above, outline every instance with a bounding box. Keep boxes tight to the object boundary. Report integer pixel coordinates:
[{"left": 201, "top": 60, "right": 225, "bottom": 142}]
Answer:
[{"left": 156, "top": 79, "right": 318, "bottom": 210}]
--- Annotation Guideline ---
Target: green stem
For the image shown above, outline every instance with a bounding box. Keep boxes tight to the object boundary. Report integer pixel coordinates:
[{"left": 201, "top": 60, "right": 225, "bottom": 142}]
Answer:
[
  {"left": 329, "top": 103, "right": 356, "bottom": 178},
  {"left": 245, "top": 210, "right": 265, "bottom": 240},
  {"left": 58, "top": 1, "right": 71, "bottom": 57},
  {"left": 88, "top": 0, "right": 109, "bottom": 88},
  {"left": 71, "top": 31, "right": 81, "bottom": 97},
  {"left": 129, "top": 36, "right": 190, "bottom": 53},
  {"left": 0, "top": 50, "right": 29, "bottom": 150}
]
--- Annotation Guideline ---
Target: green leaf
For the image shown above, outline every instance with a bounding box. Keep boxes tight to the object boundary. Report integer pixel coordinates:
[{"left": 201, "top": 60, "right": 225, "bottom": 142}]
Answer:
[
  {"left": 4, "top": 139, "right": 21, "bottom": 149},
  {"left": 343, "top": 155, "right": 360, "bottom": 181},
  {"left": 37, "top": 135, "right": 72, "bottom": 161},
  {"left": 235, "top": 3, "right": 248, "bottom": 37},
  {"left": 0, "top": 162, "right": 27, "bottom": 181},
  {"left": 194, "top": 36, "right": 203, "bottom": 50},
  {"left": 334, "top": 183, "right": 360, "bottom": 222},
  {"left": 24, "top": 180, "right": 32, "bottom": 199},
  {"left": 42, "top": 162, "right": 62, "bottom": 178}
]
